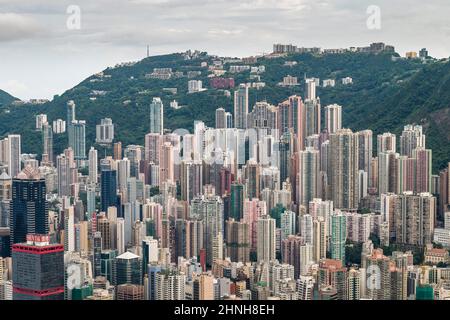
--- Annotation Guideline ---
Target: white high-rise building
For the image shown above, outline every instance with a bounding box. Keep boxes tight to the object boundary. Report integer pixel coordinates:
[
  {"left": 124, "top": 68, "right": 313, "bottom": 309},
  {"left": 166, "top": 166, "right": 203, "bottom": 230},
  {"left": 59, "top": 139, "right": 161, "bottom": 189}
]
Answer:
[
  {"left": 150, "top": 97, "right": 164, "bottom": 135},
  {"left": 188, "top": 80, "right": 205, "bottom": 93},
  {"left": 156, "top": 272, "right": 186, "bottom": 300},
  {"left": 96, "top": 118, "right": 114, "bottom": 144},
  {"left": 117, "top": 158, "right": 131, "bottom": 191},
  {"left": 64, "top": 206, "right": 75, "bottom": 252},
  {"left": 280, "top": 210, "right": 296, "bottom": 241},
  {"left": 257, "top": 215, "right": 276, "bottom": 263},
  {"left": 325, "top": 104, "right": 342, "bottom": 134},
  {"left": 35, "top": 114, "right": 47, "bottom": 130},
  {"left": 53, "top": 119, "right": 66, "bottom": 134},
  {"left": 299, "top": 214, "right": 314, "bottom": 245},
  {"left": 298, "top": 147, "right": 320, "bottom": 207},
  {"left": 305, "top": 78, "right": 316, "bottom": 100},
  {"left": 116, "top": 218, "right": 125, "bottom": 255},
  {"left": 88, "top": 147, "right": 98, "bottom": 184},
  {"left": 7, "top": 135, "right": 21, "bottom": 178},
  {"left": 297, "top": 276, "right": 315, "bottom": 300},
  {"left": 142, "top": 236, "right": 159, "bottom": 264}
]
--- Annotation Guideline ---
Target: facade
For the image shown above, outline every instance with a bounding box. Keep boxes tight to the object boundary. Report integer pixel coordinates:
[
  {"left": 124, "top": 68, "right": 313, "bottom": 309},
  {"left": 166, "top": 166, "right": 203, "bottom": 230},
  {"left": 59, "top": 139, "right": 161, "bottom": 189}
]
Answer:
[
  {"left": 96, "top": 118, "right": 115, "bottom": 144},
  {"left": 234, "top": 86, "right": 249, "bottom": 129},
  {"left": 12, "top": 234, "right": 64, "bottom": 300},
  {"left": 10, "top": 167, "right": 48, "bottom": 246},
  {"left": 150, "top": 97, "right": 164, "bottom": 135}
]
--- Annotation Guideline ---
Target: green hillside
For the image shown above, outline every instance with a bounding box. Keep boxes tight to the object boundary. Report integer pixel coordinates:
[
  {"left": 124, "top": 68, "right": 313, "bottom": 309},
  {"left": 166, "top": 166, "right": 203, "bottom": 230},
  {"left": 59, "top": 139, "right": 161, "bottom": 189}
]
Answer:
[
  {"left": 0, "top": 89, "right": 19, "bottom": 107},
  {"left": 0, "top": 51, "right": 449, "bottom": 171}
]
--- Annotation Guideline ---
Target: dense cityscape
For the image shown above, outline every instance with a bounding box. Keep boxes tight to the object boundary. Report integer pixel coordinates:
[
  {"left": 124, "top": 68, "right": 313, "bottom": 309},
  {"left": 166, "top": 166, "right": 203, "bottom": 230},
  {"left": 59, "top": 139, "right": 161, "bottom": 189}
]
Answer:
[{"left": 0, "top": 44, "right": 449, "bottom": 302}]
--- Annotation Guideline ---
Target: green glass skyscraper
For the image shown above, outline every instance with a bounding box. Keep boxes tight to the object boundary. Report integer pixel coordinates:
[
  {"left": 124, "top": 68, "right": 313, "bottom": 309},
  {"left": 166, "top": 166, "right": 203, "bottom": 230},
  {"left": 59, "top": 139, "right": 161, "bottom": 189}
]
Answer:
[
  {"left": 230, "top": 183, "right": 244, "bottom": 220},
  {"left": 331, "top": 213, "right": 346, "bottom": 264}
]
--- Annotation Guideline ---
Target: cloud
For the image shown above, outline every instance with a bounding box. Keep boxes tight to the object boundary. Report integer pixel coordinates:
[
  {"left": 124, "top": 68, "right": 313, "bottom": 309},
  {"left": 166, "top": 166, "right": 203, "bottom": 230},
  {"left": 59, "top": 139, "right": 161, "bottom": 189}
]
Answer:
[
  {"left": 0, "top": 79, "right": 28, "bottom": 98},
  {"left": 0, "top": 13, "right": 42, "bottom": 42},
  {"left": 208, "top": 29, "right": 243, "bottom": 36}
]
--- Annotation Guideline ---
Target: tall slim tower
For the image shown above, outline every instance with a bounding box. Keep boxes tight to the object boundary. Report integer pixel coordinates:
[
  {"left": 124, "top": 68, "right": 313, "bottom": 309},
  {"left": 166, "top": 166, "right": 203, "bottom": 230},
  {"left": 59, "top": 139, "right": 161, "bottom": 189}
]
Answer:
[
  {"left": 331, "top": 212, "right": 346, "bottom": 264},
  {"left": 101, "top": 169, "right": 117, "bottom": 212},
  {"left": 7, "top": 134, "right": 21, "bottom": 178},
  {"left": 150, "top": 97, "right": 164, "bottom": 135},
  {"left": 298, "top": 147, "right": 320, "bottom": 207},
  {"left": 256, "top": 215, "right": 276, "bottom": 263},
  {"left": 68, "top": 120, "right": 86, "bottom": 160},
  {"left": 42, "top": 123, "right": 53, "bottom": 165},
  {"left": 329, "top": 129, "right": 359, "bottom": 211},
  {"left": 88, "top": 147, "right": 98, "bottom": 184},
  {"left": 325, "top": 104, "right": 342, "bottom": 134},
  {"left": 215, "top": 107, "right": 227, "bottom": 129},
  {"left": 234, "top": 86, "right": 249, "bottom": 129}
]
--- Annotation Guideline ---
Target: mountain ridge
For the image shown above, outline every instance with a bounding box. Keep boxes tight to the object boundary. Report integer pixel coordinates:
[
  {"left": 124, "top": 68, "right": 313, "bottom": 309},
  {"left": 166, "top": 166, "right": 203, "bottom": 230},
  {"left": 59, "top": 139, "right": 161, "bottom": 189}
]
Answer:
[
  {"left": 0, "top": 89, "right": 19, "bottom": 106},
  {"left": 1, "top": 50, "right": 449, "bottom": 171}
]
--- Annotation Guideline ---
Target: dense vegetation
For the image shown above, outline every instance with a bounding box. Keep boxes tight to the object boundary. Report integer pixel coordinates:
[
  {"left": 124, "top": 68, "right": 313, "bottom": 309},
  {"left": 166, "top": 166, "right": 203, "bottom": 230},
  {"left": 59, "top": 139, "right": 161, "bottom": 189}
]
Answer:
[
  {"left": 0, "top": 89, "right": 18, "bottom": 107},
  {"left": 0, "top": 50, "right": 449, "bottom": 171}
]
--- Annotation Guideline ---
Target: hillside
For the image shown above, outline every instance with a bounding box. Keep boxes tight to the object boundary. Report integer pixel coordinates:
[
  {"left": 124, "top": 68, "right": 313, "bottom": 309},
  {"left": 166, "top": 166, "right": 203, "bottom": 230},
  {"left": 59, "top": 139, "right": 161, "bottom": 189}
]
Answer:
[
  {"left": 0, "top": 89, "right": 18, "bottom": 107},
  {"left": 0, "top": 51, "right": 449, "bottom": 171}
]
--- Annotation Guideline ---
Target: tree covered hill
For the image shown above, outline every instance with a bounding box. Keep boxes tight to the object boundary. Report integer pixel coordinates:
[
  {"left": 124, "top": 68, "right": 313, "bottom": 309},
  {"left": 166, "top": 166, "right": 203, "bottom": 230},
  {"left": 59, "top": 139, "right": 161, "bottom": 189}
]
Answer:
[
  {"left": 0, "top": 50, "right": 449, "bottom": 171},
  {"left": 0, "top": 89, "right": 19, "bottom": 107}
]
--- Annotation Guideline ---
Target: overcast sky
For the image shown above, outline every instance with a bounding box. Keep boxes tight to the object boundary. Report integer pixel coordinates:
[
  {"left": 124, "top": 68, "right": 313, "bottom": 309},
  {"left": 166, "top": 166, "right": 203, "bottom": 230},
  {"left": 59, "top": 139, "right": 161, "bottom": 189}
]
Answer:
[{"left": 1, "top": 0, "right": 450, "bottom": 100}]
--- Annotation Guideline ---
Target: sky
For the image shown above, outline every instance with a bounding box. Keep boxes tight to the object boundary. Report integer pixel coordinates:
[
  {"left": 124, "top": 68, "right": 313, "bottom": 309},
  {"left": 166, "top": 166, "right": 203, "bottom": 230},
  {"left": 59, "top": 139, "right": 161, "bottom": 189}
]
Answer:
[{"left": 1, "top": 0, "right": 450, "bottom": 100}]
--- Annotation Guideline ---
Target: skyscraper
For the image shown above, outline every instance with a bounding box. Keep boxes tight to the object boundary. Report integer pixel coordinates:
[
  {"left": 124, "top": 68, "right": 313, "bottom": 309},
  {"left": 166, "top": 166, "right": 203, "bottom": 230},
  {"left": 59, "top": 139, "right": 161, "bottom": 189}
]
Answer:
[
  {"left": 113, "top": 251, "right": 142, "bottom": 286},
  {"left": 88, "top": 147, "right": 98, "bottom": 184},
  {"left": 42, "top": 123, "right": 53, "bottom": 165},
  {"left": 400, "top": 125, "right": 425, "bottom": 158},
  {"left": 395, "top": 192, "right": 435, "bottom": 246},
  {"left": 331, "top": 212, "right": 346, "bottom": 264},
  {"left": 68, "top": 120, "right": 87, "bottom": 160},
  {"left": 114, "top": 142, "right": 122, "bottom": 160},
  {"left": 230, "top": 182, "right": 244, "bottom": 220},
  {"left": 101, "top": 169, "right": 117, "bottom": 212},
  {"left": 304, "top": 99, "right": 321, "bottom": 137},
  {"left": 298, "top": 147, "right": 320, "bottom": 207},
  {"left": 281, "top": 235, "right": 304, "bottom": 278},
  {"left": 57, "top": 151, "right": 73, "bottom": 197},
  {"left": 256, "top": 215, "right": 276, "bottom": 263},
  {"left": 96, "top": 118, "right": 115, "bottom": 144},
  {"left": 180, "top": 160, "right": 203, "bottom": 204},
  {"left": 7, "top": 135, "right": 21, "bottom": 178},
  {"left": 145, "top": 133, "right": 162, "bottom": 165},
  {"left": 10, "top": 166, "right": 48, "bottom": 246},
  {"left": 377, "top": 132, "right": 396, "bottom": 155},
  {"left": 160, "top": 142, "right": 174, "bottom": 183},
  {"left": 215, "top": 107, "right": 227, "bottom": 129},
  {"left": 225, "top": 218, "right": 250, "bottom": 263},
  {"left": 67, "top": 100, "right": 76, "bottom": 125},
  {"left": 150, "top": 97, "right": 164, "bottom": 135},
  {"left": 278, "top": 100, "right": 292, "bottom": 136},
  {"left": 329, "top": 129, "right": 359, "bottom": 211},
  {"left": 305, "top": 78, "right": 316, "bottom": 100},
  {"left": 12, "top": 234, "right": 64, "bottom": 300},
  {"left": 325, "top": 104, "right": 342, "bottom": 134},
  {"left": 234, "top": 85, "right": 249, "bottom": 129},
  {"left": 357, "top": 130, "right": 373, "bottom": 189},
  {"left": 413, "top": 147, "right": 432, "bottom": 194}
]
